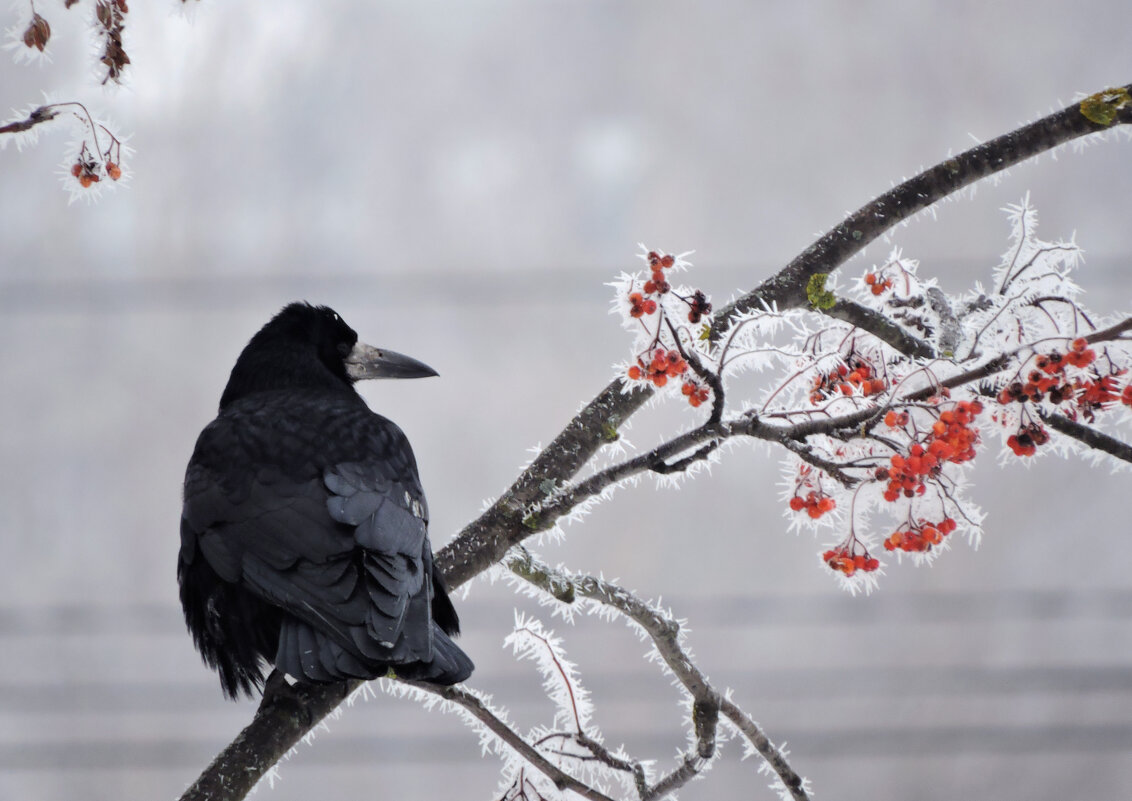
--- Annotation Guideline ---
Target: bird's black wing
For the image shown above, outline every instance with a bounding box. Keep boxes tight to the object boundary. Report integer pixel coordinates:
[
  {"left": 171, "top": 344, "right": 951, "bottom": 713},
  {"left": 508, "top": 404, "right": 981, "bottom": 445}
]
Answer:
[{"left": 179, "top": 390, "right": 471, "bottom": 694}]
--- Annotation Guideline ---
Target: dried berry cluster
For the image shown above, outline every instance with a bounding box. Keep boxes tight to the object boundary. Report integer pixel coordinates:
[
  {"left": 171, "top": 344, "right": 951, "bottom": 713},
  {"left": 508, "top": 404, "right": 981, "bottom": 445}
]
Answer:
[
  {"left": 809, "top": 359, "right": 886, "bottom": 404},
  {"left": 686, "top": 290, "right": 712, "bottom": 324},
  {"left": 883, "top": 517, "right": 957, "bottom": 553},
  {"left": 21, "top": 11, "right": 50, "bottom": 51},
  {"left": 627, "top": 348, "right": 687, "bottom": 388},
  {"left": 68, "top": 134, "right": 124, "bottom": 189},
  {"left": 96, "top": 0, "right": 130, "bottom": 85}
]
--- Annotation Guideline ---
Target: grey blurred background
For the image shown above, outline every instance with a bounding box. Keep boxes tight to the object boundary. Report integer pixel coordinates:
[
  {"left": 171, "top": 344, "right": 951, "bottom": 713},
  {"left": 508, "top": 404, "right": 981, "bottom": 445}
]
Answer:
[{"left": 2, "top": 2, "right": 1131, "bottom": 800}]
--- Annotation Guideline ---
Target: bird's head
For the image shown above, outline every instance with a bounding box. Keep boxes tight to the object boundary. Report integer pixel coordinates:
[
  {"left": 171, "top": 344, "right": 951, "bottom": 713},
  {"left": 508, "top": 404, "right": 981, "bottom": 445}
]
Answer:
[{"left": 218, "top": 302, "right": 437, "bottom": 409}]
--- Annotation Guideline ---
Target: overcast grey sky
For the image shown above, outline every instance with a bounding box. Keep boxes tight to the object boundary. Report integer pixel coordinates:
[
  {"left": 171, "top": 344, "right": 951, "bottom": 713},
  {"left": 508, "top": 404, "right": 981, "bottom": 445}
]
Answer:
[{"left": 1, "top": 3, "right": 1131, "bottom": 801}]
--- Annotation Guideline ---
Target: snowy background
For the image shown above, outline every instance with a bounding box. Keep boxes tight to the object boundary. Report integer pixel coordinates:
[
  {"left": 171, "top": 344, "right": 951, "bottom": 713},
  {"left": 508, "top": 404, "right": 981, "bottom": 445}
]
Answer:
[{"left": 1, "top": 2, "right": 1131, "bottom": 800}]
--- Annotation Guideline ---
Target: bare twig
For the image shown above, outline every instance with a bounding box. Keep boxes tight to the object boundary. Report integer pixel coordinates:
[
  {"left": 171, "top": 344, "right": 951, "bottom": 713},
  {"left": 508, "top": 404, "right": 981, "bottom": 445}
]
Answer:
[{"left": 0, "top": 105, "right": 58, "bottom": 135}]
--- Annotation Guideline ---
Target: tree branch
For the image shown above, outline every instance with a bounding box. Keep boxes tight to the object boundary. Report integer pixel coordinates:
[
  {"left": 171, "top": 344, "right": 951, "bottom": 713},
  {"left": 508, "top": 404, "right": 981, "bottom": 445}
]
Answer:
[
  {"left": 827, "top": 298, "right": 937, "bottom": 359},
  {"left": 506, "top": 549, "right": 810, "bottom": 801},
  {"left": 405, "top": 682, "right": 620, "bottom": 801},
  {"left": 1039, "top": 412, "right": 1132, "bottom": 464},
  {"left": 710, "top": 84, "right": 1132, "bottom": 335}
]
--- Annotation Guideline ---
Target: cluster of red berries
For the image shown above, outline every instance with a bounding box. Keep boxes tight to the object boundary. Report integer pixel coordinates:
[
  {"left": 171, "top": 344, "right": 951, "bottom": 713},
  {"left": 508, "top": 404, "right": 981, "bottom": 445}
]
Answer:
[
  {"left": 1074, "top": 374, "right": 1125, "bottom": 422},
  {"left": 995, "top": 339, "right": 1129, "bottom": 424},
  {"left": 627, "top": 348, "right": 687, "bottom": 387},
  {"left": 997, "top": 339, "right": 1096, "bottom": 405},
  {"left": 809, "top": 360, "right": 887, "bottom": 404},
  {"left": 643, "top": 251, "right": 676, "bottom": 295},
  {"left": 681, "top": 380, "right": 711, "bottom": 408},
  {"left": 883, "top": 409, "right": 910, "bottom": 428},
  {"left": 789, "top": 490, "right": 836, "bottom": 519},
  {"left": 822, "top": 545, "right": 880, "bottom": 576},
  {"left": 863, "top": 271, "right": 894, "bottom": 295},
  {"left": 883, "top": 517, "right": 957, "bottom": 553},
  {"left": 687, "top": 290, "right": 712, "bottom": 324},
  {"left": 627, "top": 292, "right": 658, "bottom": 318},
  {"left": 1006, "top": 423, "right": 1049, "bottom": 457},
  {"left": 877, "top": 400, "right": 982, "bottom": 501}
]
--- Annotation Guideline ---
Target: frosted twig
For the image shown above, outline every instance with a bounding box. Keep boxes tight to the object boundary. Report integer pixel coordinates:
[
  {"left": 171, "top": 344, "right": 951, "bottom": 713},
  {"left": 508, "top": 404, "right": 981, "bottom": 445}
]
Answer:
[
  {"left": 404, "top": 681, "right": 619, "bottom": 801},
  {"left": 507, "top": 548, "right": 811, "bottom": 801}
]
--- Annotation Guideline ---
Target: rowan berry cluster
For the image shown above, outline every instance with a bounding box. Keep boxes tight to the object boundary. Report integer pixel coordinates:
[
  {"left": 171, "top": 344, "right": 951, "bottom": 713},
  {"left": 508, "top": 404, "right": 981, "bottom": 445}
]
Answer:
[
  {"left": 1006, "top": 423, "right": 1049, "bottom": 457},
  {"left": 681, "top": 380, "right": 711, "bottom": 408},
  {"left": 624, "top": 251, "right": 713, "bottom": 328},
  {"left": 643, "top": 251, "right": 675, "bottom": 295},
  {"left": 997, "top": 339, "right": 1096, "bottom": 405},
  {"left": 809, "top": 359, "right": 886, "bottom": 404},
  {"left": 789, "top": 489, "right": 836, "bottom": 519},
  {"left": 863, "top": 270, "right": 894, "bottom": 295},
  {"left": 627, "top": 292, "right": 658, "bottom": 318},
  {"left": 883, "top": 409, "right": 910, "bottom": 428},
  {"left": 1074, "top": 374, "right": 1125, "bottom": 421},
  {"left": 878, "top": 399, "right": 982, "bottom": 501},
  {"left": 822, "top": 544, "right": 880, "bottom": 576},
  {"left": 626, "top": 348, "right": 687, "bottom": 387},
  {"left": 883, "top": 517, "right": 957, "bottom": 553}
]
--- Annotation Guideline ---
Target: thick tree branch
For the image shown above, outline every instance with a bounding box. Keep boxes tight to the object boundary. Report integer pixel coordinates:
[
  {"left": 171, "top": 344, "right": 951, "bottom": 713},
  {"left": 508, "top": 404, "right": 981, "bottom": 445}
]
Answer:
[
  {"left": 827, "top": 298, "right": 937, "bottom": 359},
  {"left": 1039, "top": 412, "right": 1132, "bottom": 464},
  {"left": 436, "top": 379, "right": 653, "bottom": 587},
  {"left": 710, "top": 84, "right": 1132, "bottom": 336}
]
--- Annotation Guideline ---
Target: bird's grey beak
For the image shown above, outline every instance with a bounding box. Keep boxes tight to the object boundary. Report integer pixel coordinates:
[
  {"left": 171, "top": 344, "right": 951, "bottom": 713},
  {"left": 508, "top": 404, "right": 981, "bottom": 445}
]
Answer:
[{"left": 344, "top": 343, "right": 439, "bottom": 381}]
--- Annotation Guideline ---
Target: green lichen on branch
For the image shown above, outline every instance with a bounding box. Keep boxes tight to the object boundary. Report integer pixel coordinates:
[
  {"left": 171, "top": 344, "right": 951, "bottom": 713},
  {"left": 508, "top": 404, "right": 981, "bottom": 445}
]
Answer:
[
  {"left": 806, "top": 273, "right": 836, "bottom": 310},
  {"left": 505, "top": 547, "right": 576, "bottom": 604},
  {"left": 1079, "top": 87, "right": 1131, "bottom": 126}
]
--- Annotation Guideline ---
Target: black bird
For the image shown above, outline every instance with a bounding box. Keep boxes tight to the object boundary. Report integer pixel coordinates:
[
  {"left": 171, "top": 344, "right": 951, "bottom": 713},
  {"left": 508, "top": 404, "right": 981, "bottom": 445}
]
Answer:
[{"left": 178, "top": 303, "right": 473, "bottom": 699}]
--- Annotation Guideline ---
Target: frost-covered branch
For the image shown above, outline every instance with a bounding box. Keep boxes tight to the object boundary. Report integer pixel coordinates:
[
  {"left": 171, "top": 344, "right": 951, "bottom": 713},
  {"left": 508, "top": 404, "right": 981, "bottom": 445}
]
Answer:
[
  {"left": 404, "top": 682, "right": 620, "bottom": 801},
  {"left": 711, "top": 84, "right": 1132, "bottom": 333},
  {"left": 1039, "top": 411, "right": 1132, "bottom": 464},
  {"left": 506, "top": 548, "right": 811, "bottom": 801},
  {"left": 827, "top": 298, "right": 937, "bottom": 359}
]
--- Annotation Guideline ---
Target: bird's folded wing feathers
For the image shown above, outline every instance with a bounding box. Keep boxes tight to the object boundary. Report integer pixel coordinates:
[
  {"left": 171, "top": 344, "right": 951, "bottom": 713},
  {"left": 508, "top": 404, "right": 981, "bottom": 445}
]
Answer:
[{"left": 184, "top": 452, "right": 436, "bottom": 664}]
